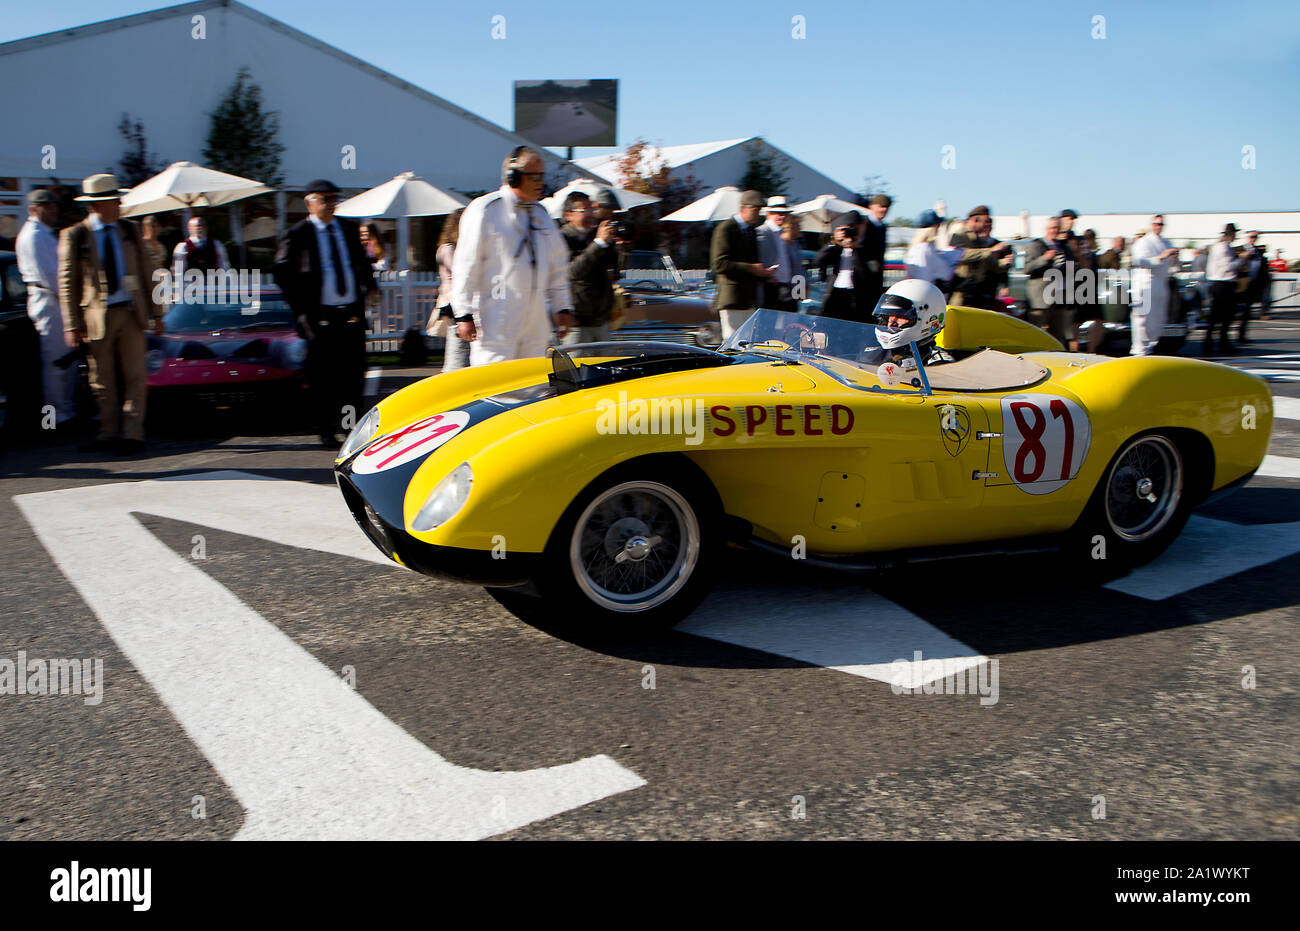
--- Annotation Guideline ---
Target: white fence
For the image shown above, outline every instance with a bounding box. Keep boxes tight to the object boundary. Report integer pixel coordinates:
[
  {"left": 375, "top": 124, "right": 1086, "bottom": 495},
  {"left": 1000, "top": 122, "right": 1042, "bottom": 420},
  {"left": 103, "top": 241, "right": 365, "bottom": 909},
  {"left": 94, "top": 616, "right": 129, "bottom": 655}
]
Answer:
[{"left": 369, "top": 270, "right": 440, "bottom": 338}]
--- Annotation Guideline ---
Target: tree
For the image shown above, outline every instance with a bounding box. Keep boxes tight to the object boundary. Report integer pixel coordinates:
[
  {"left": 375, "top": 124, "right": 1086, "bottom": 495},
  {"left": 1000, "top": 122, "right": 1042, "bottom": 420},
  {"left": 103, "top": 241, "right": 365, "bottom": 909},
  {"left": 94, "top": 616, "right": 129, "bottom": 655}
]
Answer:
[
  {"left": 612, "top": 138, "right": 705, "bottom": 218},
  {"left": 203, "top": 68, "right": 285, "bottom": 186},
  {"left": 116, "top": 113, "right": 166, "bottom": 186},
  {"left": 737, "top": 140, "right": 790, "bottom": 198}
]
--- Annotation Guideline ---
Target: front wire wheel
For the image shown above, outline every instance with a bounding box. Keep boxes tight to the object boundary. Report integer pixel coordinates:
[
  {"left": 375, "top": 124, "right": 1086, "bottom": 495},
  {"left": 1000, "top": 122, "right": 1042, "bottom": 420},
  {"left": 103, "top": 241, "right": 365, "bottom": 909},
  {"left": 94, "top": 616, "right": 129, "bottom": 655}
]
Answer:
[
  {"left": 570, "top": 481, "right": 700, "bottom": 613},
  {"left": 534, "top": 461, "right": 721, "bottom": 635}
]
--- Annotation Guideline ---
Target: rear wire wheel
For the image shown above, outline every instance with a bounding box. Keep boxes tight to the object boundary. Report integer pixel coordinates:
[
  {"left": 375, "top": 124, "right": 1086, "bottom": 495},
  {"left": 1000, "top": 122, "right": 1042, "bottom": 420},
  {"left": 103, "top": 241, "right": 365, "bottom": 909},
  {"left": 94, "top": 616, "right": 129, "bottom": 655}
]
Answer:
[{"left": 1073, "top": 431, "right": 1191, "bottom": 575}]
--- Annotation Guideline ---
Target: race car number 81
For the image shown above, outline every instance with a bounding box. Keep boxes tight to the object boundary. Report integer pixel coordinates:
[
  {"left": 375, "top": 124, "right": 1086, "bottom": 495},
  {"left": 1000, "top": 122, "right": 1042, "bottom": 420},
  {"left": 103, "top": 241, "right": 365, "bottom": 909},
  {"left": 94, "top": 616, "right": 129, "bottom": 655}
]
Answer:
[
  {"left": 999, "top": 395, "right": 1091, "bottom": 495},
  {"left": 352, "top": 411, "right": 471, "bottom": 475}
]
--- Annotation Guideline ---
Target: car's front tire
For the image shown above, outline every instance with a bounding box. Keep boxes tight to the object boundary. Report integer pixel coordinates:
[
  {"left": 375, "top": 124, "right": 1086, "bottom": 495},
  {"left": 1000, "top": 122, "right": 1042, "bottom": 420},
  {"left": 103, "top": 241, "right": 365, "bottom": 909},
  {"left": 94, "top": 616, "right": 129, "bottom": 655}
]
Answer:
[{"left": 532, "top": 458, "right": 722, "bottom": 635}]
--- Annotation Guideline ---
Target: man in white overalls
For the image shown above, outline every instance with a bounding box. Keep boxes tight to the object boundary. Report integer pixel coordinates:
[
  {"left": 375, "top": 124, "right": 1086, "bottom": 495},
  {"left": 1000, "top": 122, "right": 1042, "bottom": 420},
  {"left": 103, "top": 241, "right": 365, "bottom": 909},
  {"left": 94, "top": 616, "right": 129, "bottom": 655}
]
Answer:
[{"left": 1128, "top": 214, "right": 1178, "bottom": 357}]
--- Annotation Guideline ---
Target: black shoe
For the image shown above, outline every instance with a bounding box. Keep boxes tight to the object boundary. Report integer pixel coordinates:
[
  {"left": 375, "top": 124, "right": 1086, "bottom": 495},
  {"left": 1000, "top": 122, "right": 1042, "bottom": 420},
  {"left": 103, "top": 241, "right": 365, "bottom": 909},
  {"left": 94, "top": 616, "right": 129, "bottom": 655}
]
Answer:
[
  {"left": 79, "top": 437, "right": 115, "bottom": 453},
  {"left": 1238, "top": 336, "right": 1251, "bottom": 345},
  {"left": 319, "top": 434, "right": 342, "bottom": 449},
  {"left": 1220, "top": 342, "right": 1238, "bottom": 355},
  {"left": 114, "top": 438, "right": 144, "bottom": 456},
  {"left": 1202, "top": 342, "right": 1216, "bottom": 357}
]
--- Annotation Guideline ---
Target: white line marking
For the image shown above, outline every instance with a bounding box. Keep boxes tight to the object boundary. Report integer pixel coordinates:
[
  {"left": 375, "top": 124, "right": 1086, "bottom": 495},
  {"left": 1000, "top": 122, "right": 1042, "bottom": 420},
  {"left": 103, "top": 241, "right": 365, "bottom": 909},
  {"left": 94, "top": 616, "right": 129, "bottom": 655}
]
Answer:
[
  {"left": 1105, "top": 514, "right": 1300, "bottom": 600},
  {"left": 1271, "top": 396, "right": 1300, "bottom": 421},
  {"left": 1243, "top": 369, "right": 1300, "bottom": 383},
  {"left": 680, "top": 584, "right": 988, "bottom": 688},
  {"left": 1258, "top": 455, "right": 1300, "bottom": 479},
  {"left": 14, "top": 471, "right": 644, "bottom": 840},
  {"left": 363, "top": 367, "right": 382, "bottom": 398}
]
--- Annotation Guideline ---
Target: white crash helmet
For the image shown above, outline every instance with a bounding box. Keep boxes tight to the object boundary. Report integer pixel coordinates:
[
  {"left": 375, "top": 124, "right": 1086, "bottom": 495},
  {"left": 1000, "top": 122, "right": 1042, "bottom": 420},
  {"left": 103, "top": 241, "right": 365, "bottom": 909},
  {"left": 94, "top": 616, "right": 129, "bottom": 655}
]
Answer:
[{"left": 873, "top": 279, "right": 948, "bottom": 351}]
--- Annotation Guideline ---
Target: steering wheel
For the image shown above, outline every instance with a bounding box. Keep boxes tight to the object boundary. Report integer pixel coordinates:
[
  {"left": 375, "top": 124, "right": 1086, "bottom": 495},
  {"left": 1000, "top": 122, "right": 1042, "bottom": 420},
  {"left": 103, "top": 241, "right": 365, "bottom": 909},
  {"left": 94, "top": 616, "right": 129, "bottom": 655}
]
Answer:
[{"left": 780, "top": 322, "right": 817, "bottom": 352}]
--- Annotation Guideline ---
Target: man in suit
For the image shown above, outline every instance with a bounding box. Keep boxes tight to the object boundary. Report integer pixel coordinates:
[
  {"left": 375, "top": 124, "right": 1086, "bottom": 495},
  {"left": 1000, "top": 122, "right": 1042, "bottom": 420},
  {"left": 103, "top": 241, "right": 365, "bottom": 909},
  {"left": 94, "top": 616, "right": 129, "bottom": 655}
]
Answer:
[
  {"left": 856, "top": 194, "right": 891, "bottom": 308},
  {"left": 948, "top": 205, "right": 1008, "bottom": 310},
  {"left": 273, "top": 179, "right": 378, "bottom": 447},
  {"left": 559, "top": 190, "right": 619, "bottom": 343},
  {"left": 1023, "top": 215, "right": 1076, "bottom": 348},
  {"left": 1098, "top": 236, "right": 1126, "bottom": 270},
  {"left": 1237, "top": 230, "right": 1271, "bottom": 344},
  {"left": 756, "top": 196, "right": 802, "bottom": 311},
  {"left": 710, "top": 189, "right": 773, "bottom": 338},
  {"left": 58, "top": 173, "right": 163, "bottom": 456}
]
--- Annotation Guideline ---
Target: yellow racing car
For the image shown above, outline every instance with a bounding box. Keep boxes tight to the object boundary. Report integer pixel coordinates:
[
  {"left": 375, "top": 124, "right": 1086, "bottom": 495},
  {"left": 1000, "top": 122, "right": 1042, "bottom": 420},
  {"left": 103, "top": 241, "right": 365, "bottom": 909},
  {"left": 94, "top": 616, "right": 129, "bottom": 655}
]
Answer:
[{"left": 334, "top": 279, "right": 1272, "bottom": 633}]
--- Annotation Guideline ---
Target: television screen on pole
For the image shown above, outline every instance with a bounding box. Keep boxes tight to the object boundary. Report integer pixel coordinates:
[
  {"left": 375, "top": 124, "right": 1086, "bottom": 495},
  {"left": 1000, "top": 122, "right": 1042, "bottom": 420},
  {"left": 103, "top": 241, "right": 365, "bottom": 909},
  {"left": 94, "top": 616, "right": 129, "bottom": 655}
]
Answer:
[{"left": 513, "top": 79, "right": 617, "bottom": 148}]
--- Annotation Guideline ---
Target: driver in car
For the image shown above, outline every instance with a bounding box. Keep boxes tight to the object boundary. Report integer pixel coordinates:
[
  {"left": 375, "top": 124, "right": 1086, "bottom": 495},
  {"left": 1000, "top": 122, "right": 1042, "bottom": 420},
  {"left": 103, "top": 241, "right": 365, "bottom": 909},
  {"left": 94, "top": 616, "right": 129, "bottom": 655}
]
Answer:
[{"left": 859, "top": 278, "right": 952, "bottom": 371}]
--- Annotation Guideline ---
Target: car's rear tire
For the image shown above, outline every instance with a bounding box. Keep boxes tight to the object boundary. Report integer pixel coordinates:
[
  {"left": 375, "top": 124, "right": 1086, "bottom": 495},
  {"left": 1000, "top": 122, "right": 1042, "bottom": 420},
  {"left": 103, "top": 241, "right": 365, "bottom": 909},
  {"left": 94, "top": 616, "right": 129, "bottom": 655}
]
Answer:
[
  {"left": 532, "top": 457, "right": 722, "bottom": 636},
  {"left": 1070, "top": 431, "right": 1192, "bottom": 576}
]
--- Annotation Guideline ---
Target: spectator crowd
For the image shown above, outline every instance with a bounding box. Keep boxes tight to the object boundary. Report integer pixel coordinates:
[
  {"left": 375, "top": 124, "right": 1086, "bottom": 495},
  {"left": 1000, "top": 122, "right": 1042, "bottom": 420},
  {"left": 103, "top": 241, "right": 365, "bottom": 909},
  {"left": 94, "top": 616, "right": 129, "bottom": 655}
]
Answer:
[{"left": 4, "top": 149, "right": 1296, "bottom": 455}]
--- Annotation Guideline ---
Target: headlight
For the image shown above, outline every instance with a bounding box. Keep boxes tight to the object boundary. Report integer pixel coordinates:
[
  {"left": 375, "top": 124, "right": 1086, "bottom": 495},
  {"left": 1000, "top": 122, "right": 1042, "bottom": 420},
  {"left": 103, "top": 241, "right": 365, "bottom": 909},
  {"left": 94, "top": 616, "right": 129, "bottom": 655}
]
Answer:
[
  {"left": 339, "top": 406, "right": 381, "bottom": 460},
  {"left": 146, "top": 349, "right": 164, "bottom": 375},
  {"left": 411, "top": 463, "right": 473, "bottom": 532},
  {"left": 284, "top": 338, "right": 308, "bottom": 368}
]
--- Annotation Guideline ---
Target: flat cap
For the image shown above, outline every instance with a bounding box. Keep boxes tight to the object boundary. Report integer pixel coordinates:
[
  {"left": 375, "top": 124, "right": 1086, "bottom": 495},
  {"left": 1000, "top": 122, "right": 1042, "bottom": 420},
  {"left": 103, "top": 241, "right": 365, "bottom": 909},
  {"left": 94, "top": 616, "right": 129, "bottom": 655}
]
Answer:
[
  {"left": 27, "top": 189, "right": 57, "bottom": 206},
  {"left": 739, "top": 189, "right": 765, "bottom": 208},
  {"left": 966, "top": 204, "right": 990, "bottom": 218},
  {"left": 305, "top": 179, "right": 341, "bottom": 195}
]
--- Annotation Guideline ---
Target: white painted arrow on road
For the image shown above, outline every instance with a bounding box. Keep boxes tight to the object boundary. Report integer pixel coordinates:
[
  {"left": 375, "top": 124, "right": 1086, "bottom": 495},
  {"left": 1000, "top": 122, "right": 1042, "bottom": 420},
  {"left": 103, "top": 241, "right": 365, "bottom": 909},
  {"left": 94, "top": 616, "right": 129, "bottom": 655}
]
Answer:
[
  {"left": 14, "top": 471, "right": 644, "bottom": 840},
  {"left": 681, "top": 584, "right": 989, "bottom": 689}
]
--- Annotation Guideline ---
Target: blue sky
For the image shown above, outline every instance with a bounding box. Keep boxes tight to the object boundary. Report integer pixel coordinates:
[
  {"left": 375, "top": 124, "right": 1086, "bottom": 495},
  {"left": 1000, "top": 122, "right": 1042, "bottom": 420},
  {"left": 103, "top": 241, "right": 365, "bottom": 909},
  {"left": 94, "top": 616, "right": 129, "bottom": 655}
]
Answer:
[{"left": 6, "top": 0, "right": 1298, "bottom": 218}]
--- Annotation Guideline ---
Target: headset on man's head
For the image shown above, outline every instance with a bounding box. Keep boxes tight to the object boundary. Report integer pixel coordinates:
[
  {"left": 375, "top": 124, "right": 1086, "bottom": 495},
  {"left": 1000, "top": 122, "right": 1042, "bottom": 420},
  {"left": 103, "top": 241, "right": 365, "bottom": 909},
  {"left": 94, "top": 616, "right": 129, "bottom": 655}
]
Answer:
[{"left": 503, "top": 145, "right": 538, "bottom": 188}]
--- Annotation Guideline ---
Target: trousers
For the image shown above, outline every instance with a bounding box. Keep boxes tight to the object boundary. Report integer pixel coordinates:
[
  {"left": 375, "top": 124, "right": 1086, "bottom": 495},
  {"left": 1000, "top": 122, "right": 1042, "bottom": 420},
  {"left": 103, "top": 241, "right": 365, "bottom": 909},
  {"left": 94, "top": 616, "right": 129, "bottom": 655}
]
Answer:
[{"left": 87, "top": 306, "right": 148, "bottom": 441}]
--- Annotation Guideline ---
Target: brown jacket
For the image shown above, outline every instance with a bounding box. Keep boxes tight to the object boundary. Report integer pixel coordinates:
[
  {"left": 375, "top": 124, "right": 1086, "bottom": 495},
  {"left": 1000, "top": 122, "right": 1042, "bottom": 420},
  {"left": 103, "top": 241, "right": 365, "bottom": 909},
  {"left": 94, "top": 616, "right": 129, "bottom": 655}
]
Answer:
[
  {"left": 710, "top": 217, "right": 762, "bottom": 311},
  {"left": 59, "top": 216, "right": 162, "bottom": 340}
]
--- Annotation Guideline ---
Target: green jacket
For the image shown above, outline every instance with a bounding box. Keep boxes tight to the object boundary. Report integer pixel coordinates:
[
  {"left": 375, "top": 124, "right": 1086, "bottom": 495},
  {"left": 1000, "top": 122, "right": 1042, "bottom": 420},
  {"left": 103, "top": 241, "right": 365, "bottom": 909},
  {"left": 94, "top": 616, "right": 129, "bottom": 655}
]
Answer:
[{"left": 710, "top": 218, "right": 762, "bottom": 310}]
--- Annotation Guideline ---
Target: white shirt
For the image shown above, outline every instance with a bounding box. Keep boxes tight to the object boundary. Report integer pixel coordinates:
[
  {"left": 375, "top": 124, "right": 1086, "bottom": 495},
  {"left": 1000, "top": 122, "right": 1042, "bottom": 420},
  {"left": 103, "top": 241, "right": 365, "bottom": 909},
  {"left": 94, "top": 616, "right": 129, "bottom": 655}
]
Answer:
[
  {"left": 86, "top": 212, "right": 130, "bottom": 305},
  {"left": 833, "top": 246, "right": 855, "bottom": 289},
  {"left": 309, "top": 215, "right": 357, "bottom": 305},
  {"left": 1206, "top": 241, "right": 1240, "bottom": 281},
  {"left": 15, "top": 217, "right": 58, "bottom": 289},
  {"left": 905, "top": 241, "right": 963, "bottom": 284}
]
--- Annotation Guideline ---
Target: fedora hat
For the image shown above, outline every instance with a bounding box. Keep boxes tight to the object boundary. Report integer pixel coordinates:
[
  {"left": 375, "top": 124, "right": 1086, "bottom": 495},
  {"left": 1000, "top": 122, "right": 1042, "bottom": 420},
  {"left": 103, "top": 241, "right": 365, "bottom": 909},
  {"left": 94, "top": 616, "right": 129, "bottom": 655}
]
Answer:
[
  {"left": 763, "top": 195, "right": 792, "bottom": 213},
  {"left": 75, "top": 173, "right": 128, "bottom": 201}
]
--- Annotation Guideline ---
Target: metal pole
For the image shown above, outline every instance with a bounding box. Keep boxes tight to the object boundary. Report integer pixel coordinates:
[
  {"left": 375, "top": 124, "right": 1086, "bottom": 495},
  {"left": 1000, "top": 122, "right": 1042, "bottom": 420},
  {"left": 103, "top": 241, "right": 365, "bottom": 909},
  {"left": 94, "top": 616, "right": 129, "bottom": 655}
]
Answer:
[{"left": 398, "top": 215, "right": 412, "bottom": 331}]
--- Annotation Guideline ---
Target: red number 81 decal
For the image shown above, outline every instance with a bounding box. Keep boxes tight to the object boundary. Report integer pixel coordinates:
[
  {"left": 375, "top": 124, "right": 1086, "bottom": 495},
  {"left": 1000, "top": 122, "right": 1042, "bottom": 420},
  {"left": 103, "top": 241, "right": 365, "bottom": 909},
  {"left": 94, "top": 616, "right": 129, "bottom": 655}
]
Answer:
[
  {"left": 352, "top": 411, "right": 471, "bottom": 475},
  {"left": 1000, "top": 395, "right": 1091, "bottom": 495}
]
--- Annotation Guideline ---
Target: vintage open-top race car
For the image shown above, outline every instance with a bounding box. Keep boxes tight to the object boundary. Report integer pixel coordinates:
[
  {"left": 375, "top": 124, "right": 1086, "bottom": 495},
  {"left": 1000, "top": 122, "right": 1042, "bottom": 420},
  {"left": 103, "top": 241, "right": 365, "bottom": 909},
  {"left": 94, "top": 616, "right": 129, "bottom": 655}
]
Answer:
[{"left": 334, "top": 284, "right": 1272, "bottom": 633}]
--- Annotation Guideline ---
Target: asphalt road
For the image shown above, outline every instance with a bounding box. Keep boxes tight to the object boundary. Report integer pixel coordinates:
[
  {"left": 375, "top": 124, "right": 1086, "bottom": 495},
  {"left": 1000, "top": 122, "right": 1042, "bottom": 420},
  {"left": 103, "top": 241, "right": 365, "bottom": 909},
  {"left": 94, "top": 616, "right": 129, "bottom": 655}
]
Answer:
[{"left": 2, "top": 320, "right": 1298, "bottom": 841}]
